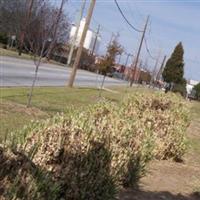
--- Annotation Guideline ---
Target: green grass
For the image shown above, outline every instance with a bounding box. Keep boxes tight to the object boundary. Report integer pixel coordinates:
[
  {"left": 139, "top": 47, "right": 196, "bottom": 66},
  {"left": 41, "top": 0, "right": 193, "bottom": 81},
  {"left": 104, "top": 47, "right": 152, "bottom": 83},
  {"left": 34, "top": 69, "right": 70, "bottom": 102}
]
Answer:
[
  {"left": 0, "top": 47, "right": 67, "bottom": 67},
  {"left": 0, "top": 87, "right": 122, "bottom": 112},
  {"left": 190, "top": 107, "right": 200, "bottom": 195},
  {"left": 0, "top": 47, "right": 32, "bottom": 60},
  {"left": 189, "top": 101, "right": 200, "bottom": 153},
  {"left": 190, "top": 101, "right": 200, "bottom": 120},
  {"left": 0, "top": 87, "right": 124, "bottom": 139}
]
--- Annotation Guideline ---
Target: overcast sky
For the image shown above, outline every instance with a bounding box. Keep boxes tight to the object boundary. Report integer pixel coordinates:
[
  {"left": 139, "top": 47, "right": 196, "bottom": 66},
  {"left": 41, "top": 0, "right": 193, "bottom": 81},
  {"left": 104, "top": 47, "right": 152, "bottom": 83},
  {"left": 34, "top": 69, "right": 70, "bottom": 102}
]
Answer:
[{"left": 62, "top": 0, "right": 200, "bottom": 81}]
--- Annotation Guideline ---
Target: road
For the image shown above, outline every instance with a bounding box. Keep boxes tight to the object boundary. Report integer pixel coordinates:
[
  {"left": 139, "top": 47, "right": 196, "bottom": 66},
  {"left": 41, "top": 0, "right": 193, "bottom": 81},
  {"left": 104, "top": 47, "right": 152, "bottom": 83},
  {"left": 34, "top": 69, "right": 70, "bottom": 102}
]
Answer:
[{"left": 0, "top": 56, "right": 127, "bottom": 87}]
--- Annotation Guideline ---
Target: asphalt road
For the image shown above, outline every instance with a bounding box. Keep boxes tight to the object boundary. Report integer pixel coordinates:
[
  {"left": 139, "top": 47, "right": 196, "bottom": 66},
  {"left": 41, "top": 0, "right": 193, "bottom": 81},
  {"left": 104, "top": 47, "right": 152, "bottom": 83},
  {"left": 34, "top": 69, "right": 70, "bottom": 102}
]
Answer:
[{"left": 0, "top": 56, "right": 127, "bottom": 87}]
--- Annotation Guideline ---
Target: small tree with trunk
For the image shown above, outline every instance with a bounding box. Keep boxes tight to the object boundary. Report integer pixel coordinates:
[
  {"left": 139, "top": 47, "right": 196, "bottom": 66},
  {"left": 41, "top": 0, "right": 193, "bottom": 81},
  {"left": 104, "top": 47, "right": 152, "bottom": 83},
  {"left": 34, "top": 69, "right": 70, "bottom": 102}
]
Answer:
[
  {"left": 25, "top": 1, "right": 68, "bottom": 107},
  {"left": 162, "top": 42, "right": 186, "bottom": 95},
  {"left": 98, "top": 39, "right": 123, "bottom": 96}
]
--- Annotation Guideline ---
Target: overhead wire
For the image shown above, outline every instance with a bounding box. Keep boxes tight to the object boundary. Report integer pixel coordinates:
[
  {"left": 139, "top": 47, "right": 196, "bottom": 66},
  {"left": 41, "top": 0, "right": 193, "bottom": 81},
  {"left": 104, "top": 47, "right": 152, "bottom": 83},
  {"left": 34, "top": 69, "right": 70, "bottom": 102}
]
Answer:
[
  {"left": 144, "top": 37, "right": 157, "bottom": 61},
  {"left": 114, "top": 0, "right": 143, "bottom": 33},
  {"left": 114, "top": 0, "right": 160, "bottom": 65},
  {"left": 127, "top": 1, "right": 146, "bottom": 27},
  {"left": 69, "top": 0, "right": 159, "bottom": 63}
]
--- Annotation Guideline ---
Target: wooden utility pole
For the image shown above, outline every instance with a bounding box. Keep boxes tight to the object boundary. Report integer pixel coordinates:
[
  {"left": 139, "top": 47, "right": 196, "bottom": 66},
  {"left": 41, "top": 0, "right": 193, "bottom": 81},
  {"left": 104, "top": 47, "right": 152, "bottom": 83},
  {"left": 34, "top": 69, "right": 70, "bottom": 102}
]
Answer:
[
  {"left": 109, "top": 33, "right": 115, "bottom": 46},
  {"left": 118, "top": 53, "right": 122, "bottom": 64},
  {"left": 109, "top": 32, "right": 119, "bottom": 46},
  {"left": 68, "top": 0, "right": 96, "bottom": 87},
  {"left": 124, "top": 53, "right": 129, "bottom": 67},
  {"left": 67, "top": 0, "right": 86, "bottom": 67},
  {"left": 156, "top": 55, "right": 166, "bottom": 81},
  {"left": 150, "top": 50, "right": 161, "bottom": 85},
  {"left": 130, "top": 15, "right": 149, "bottom": 86},
  {"left": 124, "top": 53, "right": 131, "bottom": 67},
  {"left": 149, "top": 50, "right": 161, "bottom": 87},
  {"left": 91, "top": 24, "right": 100, "bottom": 56},
  {"left": 18, "top": 0, "right": 34, "bottom": 56}
]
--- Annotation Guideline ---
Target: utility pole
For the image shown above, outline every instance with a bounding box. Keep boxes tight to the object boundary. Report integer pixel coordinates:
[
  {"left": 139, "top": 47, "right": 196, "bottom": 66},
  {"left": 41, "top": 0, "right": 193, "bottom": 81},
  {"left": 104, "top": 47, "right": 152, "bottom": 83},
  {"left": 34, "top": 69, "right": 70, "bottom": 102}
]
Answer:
[
  {"left": 68, "top": 0, "right": 96, "bottom": 87},
  {"left": 124, "top": 53, "right": 131, "bottom": 67},
  {"left": 156, "top": 55, "right": 166, "bottom": 81},
  {"left": 118, "top": 53, "right": 122, "bottom": 64},
  {"left": 67, "top": 0, "right": 86, "bottom": 67},
  {"left": 150, "top": 50, "right": 161, "bottom": 85},
  {"left": 130, "top": 15, "right": 149, "bottom": 86},
  {"left": 109, "top": 33, "right": 115, "bottom": 45},
  {"left": 91, "top": 24, "right": 100, "bottom": 56},
  {"left": 109, "top": 32, "right": 119, "bottom": 46}
]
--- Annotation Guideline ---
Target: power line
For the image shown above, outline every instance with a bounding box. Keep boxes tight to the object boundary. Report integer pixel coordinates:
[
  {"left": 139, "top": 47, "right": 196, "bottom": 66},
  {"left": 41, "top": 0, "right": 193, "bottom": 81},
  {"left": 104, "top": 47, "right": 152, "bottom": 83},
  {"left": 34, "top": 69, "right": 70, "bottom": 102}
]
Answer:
[
  {"left": 114, "top": 0, "right": 143, "bottom": 33},
  {"left": 144, "top": 37, "right": 157, "bottom": 61},
  {"left": 127, "top": 1, "right": 146, "bottom": 25}
]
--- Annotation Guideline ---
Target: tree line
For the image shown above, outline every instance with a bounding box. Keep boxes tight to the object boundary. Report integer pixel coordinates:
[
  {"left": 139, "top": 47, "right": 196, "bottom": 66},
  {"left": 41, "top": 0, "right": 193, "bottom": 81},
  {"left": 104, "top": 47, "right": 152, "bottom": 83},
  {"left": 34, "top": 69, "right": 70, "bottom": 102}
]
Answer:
[{"left": 0, "top": 0, "right": 69, "bottom": 58}]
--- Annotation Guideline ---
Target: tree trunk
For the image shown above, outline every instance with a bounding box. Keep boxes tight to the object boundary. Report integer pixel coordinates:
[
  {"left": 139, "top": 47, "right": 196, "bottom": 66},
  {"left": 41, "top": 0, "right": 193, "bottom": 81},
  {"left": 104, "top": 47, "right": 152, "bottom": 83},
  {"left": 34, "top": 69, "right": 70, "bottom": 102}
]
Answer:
[
  {"left": 99, "top": 75, "right": 106, "bottom": 97},
  {"left": 18, "top": 32, "right": 25, "bottom": 56},
  {"left": 27, "top": 62, "right": 40, "bottom": 107},
  {"left": 27, "top": 41, "right": 45, "bottom": 107}
]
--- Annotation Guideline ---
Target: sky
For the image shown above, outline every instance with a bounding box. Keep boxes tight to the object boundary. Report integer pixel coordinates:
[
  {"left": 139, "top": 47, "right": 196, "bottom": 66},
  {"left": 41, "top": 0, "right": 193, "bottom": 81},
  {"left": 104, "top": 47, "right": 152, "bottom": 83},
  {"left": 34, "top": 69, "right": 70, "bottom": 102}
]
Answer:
[{"left": 57, "top": 0, "right": 200, "bottom": 81}]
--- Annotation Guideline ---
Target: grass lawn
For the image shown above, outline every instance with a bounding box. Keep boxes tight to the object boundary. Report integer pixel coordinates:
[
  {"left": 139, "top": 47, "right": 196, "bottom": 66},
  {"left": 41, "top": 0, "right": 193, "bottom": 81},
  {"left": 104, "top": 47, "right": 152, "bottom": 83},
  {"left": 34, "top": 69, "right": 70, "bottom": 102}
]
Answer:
[
  {"left": 0, "top": 47, "right": 66, "bottom": 66},
  {"left": 187, "top": 101, "right": 200, "bottom": 166},
  {"left": 190, "top": 101, "right": 200, "bottom": 120},
  {"left": 0, "top": 47, "right": 32, "bottom": 60},
  {"left": 0, "top": 87, "right": 128, "bottom": 140}
]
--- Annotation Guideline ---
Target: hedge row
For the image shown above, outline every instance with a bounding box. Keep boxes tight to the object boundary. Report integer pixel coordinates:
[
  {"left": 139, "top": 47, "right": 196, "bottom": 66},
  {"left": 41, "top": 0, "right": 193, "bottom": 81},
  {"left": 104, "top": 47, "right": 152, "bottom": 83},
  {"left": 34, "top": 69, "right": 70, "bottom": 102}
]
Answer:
[{"left": 1, "top": 92, "right": 189, "bottom": 199}]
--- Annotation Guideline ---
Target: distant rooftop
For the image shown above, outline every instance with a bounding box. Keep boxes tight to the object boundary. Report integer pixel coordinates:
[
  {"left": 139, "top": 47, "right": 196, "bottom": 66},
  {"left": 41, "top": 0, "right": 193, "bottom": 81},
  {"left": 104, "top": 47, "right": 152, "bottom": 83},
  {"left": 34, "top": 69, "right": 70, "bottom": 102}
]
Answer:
[{"left": 188, "top": 79, "right": 199, "bottom": 86}]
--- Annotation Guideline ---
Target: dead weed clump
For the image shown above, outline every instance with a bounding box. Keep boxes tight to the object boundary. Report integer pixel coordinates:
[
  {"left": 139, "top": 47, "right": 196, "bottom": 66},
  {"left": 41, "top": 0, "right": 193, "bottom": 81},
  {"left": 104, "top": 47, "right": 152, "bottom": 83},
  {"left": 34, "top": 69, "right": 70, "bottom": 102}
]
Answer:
[{"left": 0, "top": 92, "right": 190, "bottom": 199}]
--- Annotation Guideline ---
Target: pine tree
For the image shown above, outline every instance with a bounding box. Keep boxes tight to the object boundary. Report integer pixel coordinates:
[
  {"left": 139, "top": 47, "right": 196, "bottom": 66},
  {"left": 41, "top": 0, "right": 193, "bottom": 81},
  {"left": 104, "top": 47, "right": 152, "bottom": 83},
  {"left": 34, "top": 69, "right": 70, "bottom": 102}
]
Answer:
[
  {"left": 162, "top": 42, "right": 184, "bottom": 83},
  {"left": 162, "top": 42, "right": 186, "bottom": 95}
]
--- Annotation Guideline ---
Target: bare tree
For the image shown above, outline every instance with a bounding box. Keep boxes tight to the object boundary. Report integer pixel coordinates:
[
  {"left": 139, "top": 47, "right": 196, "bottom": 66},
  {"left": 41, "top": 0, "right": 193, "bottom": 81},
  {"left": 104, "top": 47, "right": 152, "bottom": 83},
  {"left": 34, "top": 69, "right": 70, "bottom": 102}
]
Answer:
[
  {"left": 18, "top": 0, "right": 34, "bottom": 56},
  {"left": 45, "top": 0, "right": 67, "bottom": 61},
  {"left": 0, "top": 0, "right": 26, "bottom": 40},
  {"left": 0, "top": 0, "right": 69, "bottom": 55},
  {"left": 25, "top": 1, "right": 63, "bottom": 107}
]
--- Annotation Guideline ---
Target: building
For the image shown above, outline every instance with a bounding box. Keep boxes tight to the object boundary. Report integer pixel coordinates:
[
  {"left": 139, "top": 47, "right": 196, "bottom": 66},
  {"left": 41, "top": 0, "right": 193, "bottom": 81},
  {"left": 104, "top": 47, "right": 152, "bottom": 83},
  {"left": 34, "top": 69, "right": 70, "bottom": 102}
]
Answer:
[
  {"left": 69, "top": 18, "right": 101, "bottom": 55},
  {"left": 124, "top": 66, "right": 151, "bottom": 83},
  {"left": 186, "top": 79, "right": 199, "bottom": 98}
]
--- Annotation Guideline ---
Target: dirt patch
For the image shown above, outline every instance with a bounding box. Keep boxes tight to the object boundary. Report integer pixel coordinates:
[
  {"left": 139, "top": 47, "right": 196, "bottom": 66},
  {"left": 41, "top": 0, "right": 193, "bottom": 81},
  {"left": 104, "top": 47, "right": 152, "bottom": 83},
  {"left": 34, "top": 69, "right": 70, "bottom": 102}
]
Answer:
[
  {"left": 139, "top": 160, "right": 200, "bottom": 195},
  {"left": 120, "top": 103, "right": 200, "bottom": 200},
  {"left": 0, "top": 102, "right": 48, "bottom": 118}
]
